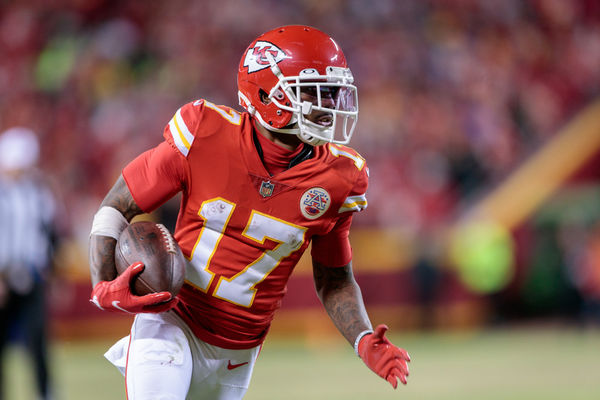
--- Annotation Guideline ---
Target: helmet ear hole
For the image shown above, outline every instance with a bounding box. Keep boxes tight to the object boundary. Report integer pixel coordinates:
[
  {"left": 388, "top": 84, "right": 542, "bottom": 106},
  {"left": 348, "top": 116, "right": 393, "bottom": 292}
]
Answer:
[{"left": 259, "top": 89, "right": 271, "bottom": 105}]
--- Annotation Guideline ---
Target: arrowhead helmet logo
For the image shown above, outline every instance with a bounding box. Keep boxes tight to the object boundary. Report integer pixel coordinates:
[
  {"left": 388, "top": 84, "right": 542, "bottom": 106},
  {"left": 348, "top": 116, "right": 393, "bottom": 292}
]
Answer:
[{"left": 243, "top": 41, "right": 289, "bottom": 73}]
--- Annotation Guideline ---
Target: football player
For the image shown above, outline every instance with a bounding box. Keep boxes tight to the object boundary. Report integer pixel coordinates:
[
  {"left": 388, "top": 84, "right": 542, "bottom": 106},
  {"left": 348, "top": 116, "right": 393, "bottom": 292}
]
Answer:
[{"left": 89, "top": 25, "right": 410, "bottom": 399}]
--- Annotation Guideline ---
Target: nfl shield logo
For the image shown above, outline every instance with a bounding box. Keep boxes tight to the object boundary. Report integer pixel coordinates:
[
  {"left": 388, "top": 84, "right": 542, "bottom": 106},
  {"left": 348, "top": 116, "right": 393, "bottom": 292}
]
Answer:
[{"left": 259, "top": 181, "right": 275, "bottom": 197}]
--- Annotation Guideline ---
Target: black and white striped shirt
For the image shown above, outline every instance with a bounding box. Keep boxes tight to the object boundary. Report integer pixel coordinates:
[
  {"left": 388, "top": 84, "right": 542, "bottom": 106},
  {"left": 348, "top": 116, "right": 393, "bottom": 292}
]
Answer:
[{"left": 0, "top": 172, "right": 56, "bottom": 291}]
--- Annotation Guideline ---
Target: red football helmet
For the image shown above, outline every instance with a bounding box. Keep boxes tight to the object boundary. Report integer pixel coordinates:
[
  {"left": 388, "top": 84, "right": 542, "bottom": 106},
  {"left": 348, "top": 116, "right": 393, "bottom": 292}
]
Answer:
[{"left": 237, "top": 25, "right": 358, "bottom": 146}]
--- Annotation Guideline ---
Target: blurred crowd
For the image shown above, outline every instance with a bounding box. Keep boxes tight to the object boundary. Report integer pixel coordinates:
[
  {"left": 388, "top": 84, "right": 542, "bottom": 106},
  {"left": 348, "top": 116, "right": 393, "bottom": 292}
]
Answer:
[{"left": 1, "top": 0, "right": 600, "bottom": 320}]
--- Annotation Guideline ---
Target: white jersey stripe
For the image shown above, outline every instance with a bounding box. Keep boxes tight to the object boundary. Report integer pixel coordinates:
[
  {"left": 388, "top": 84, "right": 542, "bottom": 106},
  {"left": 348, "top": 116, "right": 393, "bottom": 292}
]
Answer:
[
  {"left": 329, "top": 145, "right": 365, "bottom": 170},
  {"left": 168, "top": 108, "right": 195, "bottom": 157},
  {"left": 175, "top": 108, "right": 195, "bottom": 144},
  {"left": 338, "top": 194, "right": 368, "bottom": 213},
  {"left": 168, "top": 118, "right": 189, "bottom": 156}
]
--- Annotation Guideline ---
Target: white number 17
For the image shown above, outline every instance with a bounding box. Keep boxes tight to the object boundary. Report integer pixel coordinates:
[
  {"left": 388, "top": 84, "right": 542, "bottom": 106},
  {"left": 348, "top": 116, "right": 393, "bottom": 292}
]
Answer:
[{"left": 186, "top": 198, "right": 307, "bottom": 307}]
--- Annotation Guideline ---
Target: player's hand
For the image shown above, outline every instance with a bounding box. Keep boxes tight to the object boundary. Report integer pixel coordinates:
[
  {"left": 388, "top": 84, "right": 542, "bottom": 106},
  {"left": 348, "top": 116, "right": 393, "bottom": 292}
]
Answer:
[
  {"left": 90, "top": 262, "right": 175, "bottom": 314},
  {"left": 358, "top": 324, "right": 411, "bottom": 388}
]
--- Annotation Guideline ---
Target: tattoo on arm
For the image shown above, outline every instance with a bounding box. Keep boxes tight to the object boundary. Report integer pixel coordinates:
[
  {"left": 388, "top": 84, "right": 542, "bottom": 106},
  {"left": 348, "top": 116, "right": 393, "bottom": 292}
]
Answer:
[
  {"left": 89, "top": 175, "right": 143, "bottom": 287},
  {"left": 99, "top": 176, "right": 143, "bottom": 220},
  {"left": 313, "top": 260, "right": 372, "bottom": 346},
  {"left": 89, "top": 236, "right": 118, "bottom": 286}
]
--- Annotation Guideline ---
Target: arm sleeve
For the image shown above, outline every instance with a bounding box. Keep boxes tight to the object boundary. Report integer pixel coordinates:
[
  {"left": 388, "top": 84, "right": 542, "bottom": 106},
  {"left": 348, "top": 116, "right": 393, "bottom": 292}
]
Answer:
[
  {"left": 311, "top": 213, "right": 353, "bottom": 267},
  {"left": 122, "top": 140, "right": 188, "bottom": 213},
  {"left": 312, "top": 148, "right": 369, "bottom": 267},
  {"left": 338, "top": 164, "right": 368, "bottom": 215}
]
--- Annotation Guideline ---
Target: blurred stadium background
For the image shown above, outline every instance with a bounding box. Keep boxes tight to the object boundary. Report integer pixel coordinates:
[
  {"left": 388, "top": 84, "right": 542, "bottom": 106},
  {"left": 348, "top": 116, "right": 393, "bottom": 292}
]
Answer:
[{"left": 1, "top": 0, "right": 600, "bottom": 398}]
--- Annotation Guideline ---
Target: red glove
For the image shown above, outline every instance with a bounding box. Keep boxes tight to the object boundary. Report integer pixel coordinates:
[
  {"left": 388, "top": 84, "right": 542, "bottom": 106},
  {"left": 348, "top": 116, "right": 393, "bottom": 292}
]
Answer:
[
  {"left": 90, "top": 262, "right": 175, "bottom": 314},
  {"left": 358, "top": 324, "right": 410, "bottom": 388}
]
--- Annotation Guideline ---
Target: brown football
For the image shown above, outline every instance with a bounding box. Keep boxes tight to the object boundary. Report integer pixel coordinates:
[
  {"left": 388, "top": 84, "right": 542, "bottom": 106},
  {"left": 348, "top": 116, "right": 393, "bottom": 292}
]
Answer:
[{"left": 114, "top": 221, "right": 186, "bottom": 297}]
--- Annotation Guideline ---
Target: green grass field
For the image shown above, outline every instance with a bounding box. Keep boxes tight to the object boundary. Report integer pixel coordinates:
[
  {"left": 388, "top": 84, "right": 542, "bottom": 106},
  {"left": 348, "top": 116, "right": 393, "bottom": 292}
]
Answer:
[{"left": 6, "top": 325, "right": 600, "bottom": 399}]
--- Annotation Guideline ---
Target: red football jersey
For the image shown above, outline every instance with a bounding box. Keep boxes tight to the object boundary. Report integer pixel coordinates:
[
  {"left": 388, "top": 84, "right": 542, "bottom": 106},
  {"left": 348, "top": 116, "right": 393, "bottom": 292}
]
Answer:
[{"left": 122, "top": 99, "right": 368, "bottom": 349}]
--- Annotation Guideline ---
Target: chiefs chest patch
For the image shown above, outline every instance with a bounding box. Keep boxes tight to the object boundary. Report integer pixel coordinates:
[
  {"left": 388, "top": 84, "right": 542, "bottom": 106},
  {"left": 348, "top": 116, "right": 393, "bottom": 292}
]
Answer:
[{"left": 300, "top": 187, "right": 330, "bottom": 220}]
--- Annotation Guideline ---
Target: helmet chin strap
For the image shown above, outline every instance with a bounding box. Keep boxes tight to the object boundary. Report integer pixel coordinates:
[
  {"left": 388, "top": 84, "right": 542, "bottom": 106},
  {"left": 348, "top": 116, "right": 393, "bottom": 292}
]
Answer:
[
  {"left": 297, "top": 117, "right": 333, "bottom": 146},
  {"left": 298, "top": 130, "right": 327, "bottom": 146},
  {"left": 251, "top": 101, "right": 332, "bottom": 146},
  {"left": 255, "top": 111, "right": 300, "bottom": 135},
  {"left": 255, "top": 112, "right": 327, "bottom": 146}
]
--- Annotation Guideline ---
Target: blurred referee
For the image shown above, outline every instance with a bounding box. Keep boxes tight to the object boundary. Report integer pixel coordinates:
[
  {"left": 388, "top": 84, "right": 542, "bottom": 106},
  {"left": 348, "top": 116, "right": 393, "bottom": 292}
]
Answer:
[{"left": 0, "top": 127, "right": 60, "bottom": 400}]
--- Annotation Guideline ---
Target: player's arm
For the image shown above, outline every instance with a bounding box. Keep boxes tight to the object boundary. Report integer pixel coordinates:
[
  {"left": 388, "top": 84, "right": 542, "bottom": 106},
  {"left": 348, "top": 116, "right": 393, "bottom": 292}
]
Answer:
[
  {"left": 89, "top": 175, "right": 142, "bottom": 287},
  {"left": 88, "top": 175, "right": 173, "bottom": 314},
  {"left": 311, "top": 211, "right": 410, "bottom": 388},
  {"left": 315, "top": 149, "right": 409, "bottom": 386},
  {"left": 311, "top": 214, "right": 370, "bottom": 345},
  {"left": 313, "top": 259, "right": 411, "bottom": 388},
  {"left": 312, "top": 260, "right": 371, "bottom": 344},
  {"left": 89, "top": 103, "right": 193, "bottom": 313}
]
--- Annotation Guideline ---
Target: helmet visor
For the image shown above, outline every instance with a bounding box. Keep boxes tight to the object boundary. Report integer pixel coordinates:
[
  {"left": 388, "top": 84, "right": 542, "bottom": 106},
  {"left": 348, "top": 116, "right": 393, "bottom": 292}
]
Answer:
[{"left": 296, "top": 85, "right": 358, "bottom": 114}]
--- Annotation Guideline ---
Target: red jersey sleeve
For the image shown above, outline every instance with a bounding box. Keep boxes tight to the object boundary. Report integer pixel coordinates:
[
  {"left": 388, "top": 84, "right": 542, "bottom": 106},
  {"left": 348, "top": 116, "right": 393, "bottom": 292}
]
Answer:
[
  {"left": 311, "top": 145, "right": 369, "bottom": 267},
  {"left": 335, "top": 149, "right": 368, "bottom": 215},
  {"left": 122, "top": 140, "right": 188, "bottom": 213},
  {"left": 311, "top": 213, "right": 353, "bottom": 267},
  {"left": 122, "top": 101, "right": 205, "bottom": 212}
]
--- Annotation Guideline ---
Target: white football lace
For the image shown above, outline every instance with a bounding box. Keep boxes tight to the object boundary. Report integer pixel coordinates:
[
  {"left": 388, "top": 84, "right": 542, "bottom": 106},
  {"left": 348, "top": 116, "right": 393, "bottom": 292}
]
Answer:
[{"left": 156, "top": 223, "right": 177, "bottom": 254}]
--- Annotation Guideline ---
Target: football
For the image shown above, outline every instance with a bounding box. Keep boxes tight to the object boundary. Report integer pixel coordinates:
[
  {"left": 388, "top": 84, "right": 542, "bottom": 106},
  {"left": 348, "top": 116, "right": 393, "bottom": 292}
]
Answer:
[{"left": 114, "top": 221, "right": 186, "bottom": 297}]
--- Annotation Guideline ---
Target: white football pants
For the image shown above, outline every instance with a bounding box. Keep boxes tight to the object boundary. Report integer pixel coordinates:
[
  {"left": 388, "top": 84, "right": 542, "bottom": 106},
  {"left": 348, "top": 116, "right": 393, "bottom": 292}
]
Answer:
[{"left": 104, "top": 311, "right": 261, "bottom": 400}]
